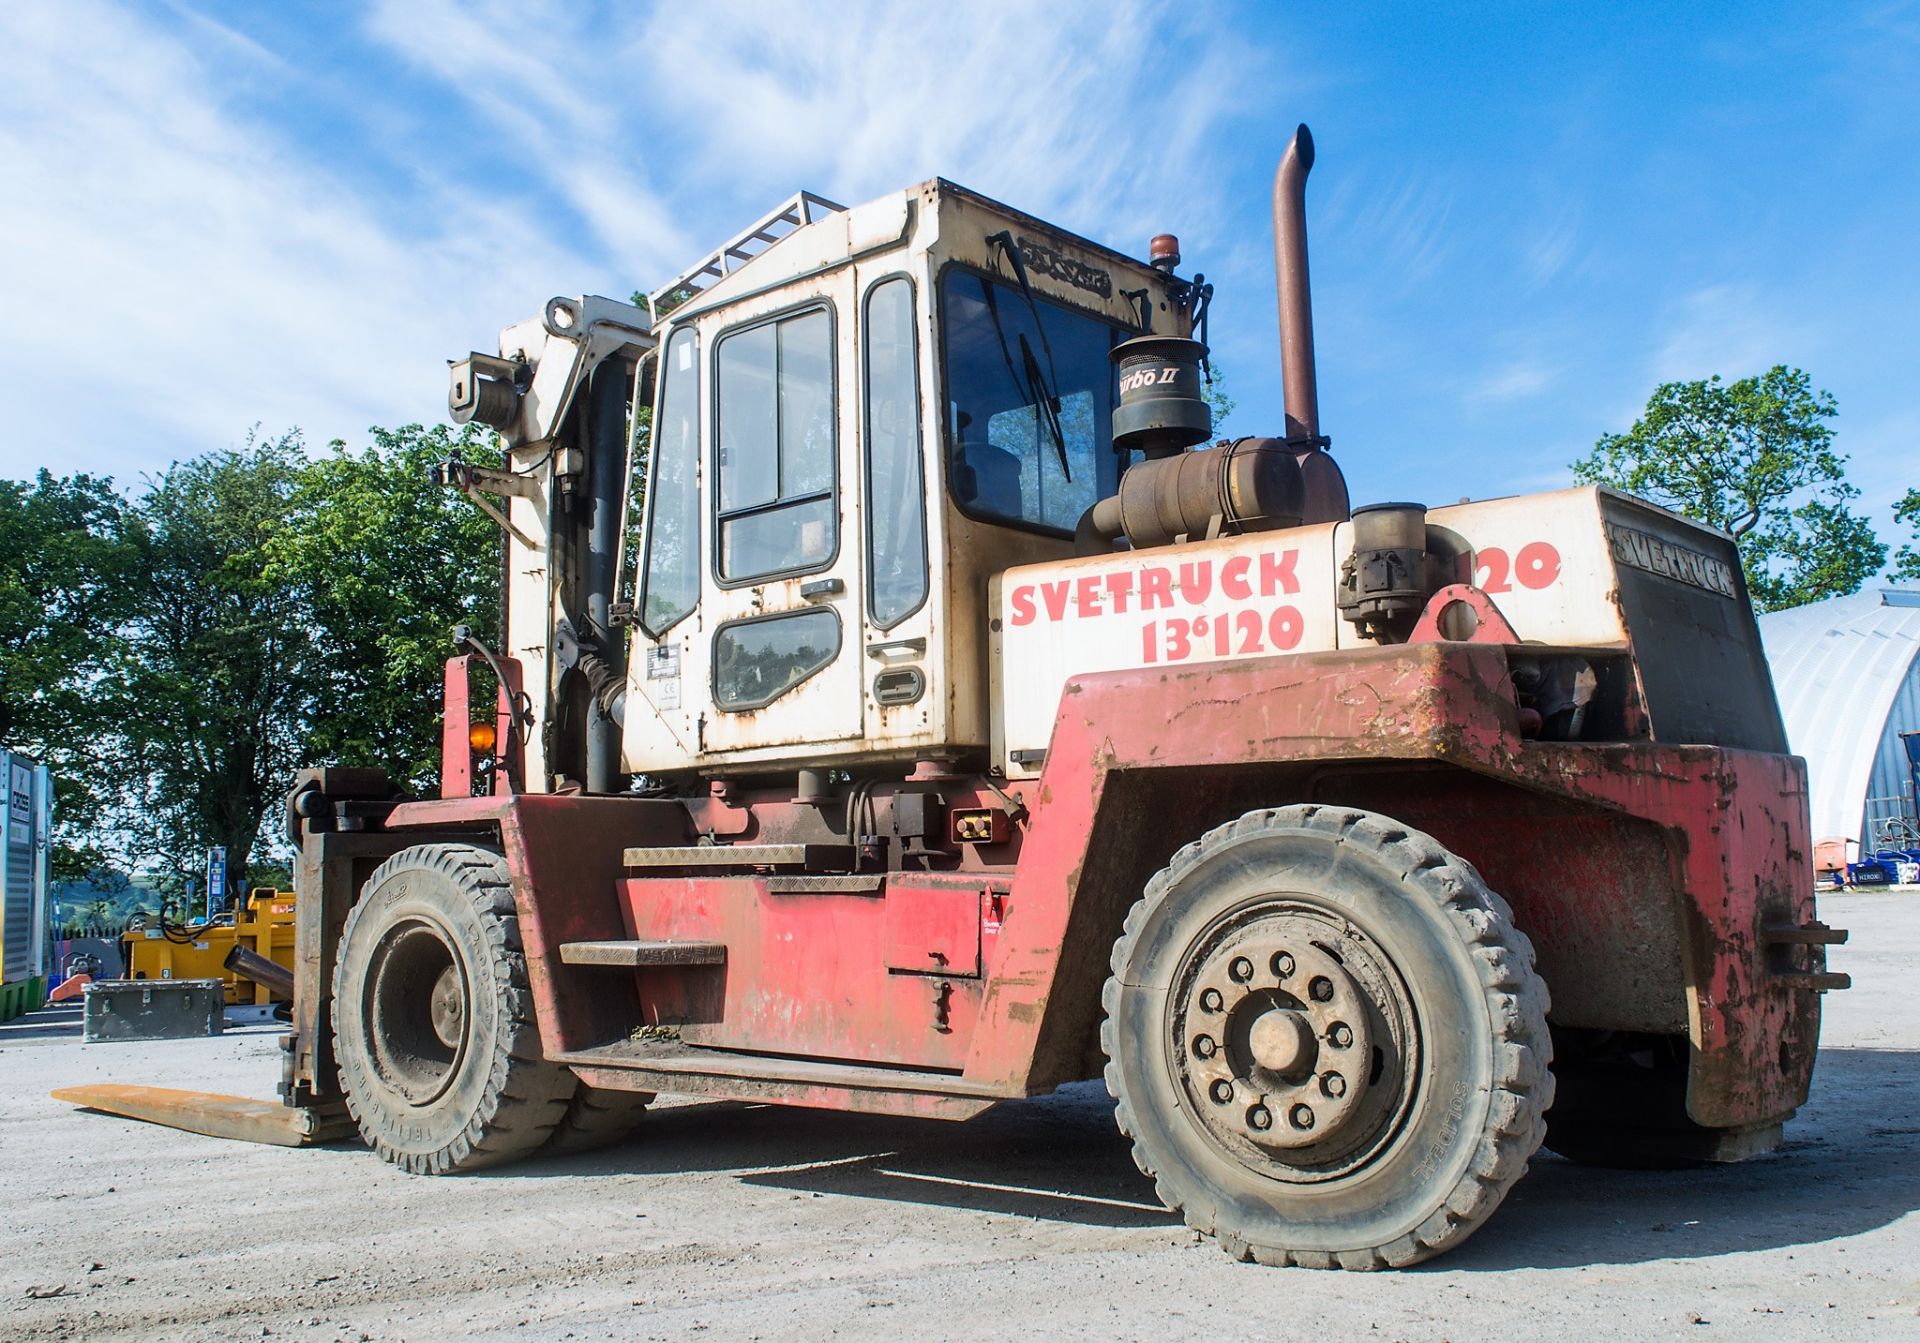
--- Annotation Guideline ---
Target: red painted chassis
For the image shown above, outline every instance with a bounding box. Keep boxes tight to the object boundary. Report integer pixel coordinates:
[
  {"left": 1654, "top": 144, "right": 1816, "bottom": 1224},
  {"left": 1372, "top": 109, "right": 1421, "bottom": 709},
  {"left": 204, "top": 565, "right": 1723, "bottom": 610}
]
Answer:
[{"left": 288, "top": 642, "right": 1823, "bottom": 1141}]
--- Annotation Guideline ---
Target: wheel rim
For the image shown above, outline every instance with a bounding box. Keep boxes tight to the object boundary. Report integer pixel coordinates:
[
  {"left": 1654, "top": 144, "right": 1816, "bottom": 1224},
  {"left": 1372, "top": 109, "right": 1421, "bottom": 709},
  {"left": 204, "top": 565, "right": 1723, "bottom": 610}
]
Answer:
[
  {"left": 362, "top": 918, "right": 469, "bottom": 1106},
  {"left": 1169, "top": 897, "right": 1421, "bottom": 1184}
]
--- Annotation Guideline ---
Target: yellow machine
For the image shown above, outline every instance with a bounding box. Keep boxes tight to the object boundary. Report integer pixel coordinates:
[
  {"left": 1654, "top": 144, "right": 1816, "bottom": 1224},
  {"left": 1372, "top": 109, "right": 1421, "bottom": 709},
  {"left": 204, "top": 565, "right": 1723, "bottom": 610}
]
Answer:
[{"left": 123, "top": 889, "right": 296, "bottom": 1005}]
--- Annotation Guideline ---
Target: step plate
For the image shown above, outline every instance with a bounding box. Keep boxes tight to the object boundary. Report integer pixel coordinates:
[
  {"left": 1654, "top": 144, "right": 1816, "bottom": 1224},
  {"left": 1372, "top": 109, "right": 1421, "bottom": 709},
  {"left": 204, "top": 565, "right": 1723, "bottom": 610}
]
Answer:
[
  {"left": 555, "top": 1037, "right": 1015, "bottom": 1102},
  {"left": 557, "top": 1038, "right": 1013, "bottom": 1121},
  {"left": 621, "top": 843, "right": 854, "bottom": 871},
  {"left": 558, "top": 940, "right": 727, "bottom": 968}
]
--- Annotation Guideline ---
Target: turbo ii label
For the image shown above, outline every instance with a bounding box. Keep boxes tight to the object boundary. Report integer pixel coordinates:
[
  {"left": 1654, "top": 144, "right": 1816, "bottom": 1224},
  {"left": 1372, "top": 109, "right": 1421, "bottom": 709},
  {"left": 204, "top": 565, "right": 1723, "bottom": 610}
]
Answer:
[
  {"left": 995, "top": 526, "right": 1342, "bottom": 773},
  {"left": 1117, "top": 365, "right": 1186, "bottom": 395}
]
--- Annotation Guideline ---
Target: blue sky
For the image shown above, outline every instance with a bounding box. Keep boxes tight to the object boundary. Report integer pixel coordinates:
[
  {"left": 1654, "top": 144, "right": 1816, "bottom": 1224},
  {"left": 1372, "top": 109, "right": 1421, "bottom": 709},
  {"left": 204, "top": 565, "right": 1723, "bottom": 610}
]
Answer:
[{"left": 2, "top": 1, "right": 1915, "bottom": 541}]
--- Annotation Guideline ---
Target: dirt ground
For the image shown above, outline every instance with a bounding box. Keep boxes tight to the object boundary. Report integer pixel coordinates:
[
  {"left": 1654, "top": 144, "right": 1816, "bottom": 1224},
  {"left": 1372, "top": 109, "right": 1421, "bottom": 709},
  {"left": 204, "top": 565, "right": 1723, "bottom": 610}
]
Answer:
[{"left": 4, "top": 890, "right": 1917, "bottom": 1343}]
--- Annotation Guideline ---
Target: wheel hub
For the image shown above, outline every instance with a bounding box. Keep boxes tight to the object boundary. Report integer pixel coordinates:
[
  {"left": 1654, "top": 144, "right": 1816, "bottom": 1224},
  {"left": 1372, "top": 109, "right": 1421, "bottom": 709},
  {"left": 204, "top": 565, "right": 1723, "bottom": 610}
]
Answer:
[
  {"left": 1170, "top": 903, "right": 1416, "bottom": 1182},
  {"left": 1247, "top": 1007, "right": 1317, "bottom": 1075},
  {"left": 363, "top": 919, "right": 468, "bottom": 1106},
  {"left": 430, "top": 965, "right": 465, "bottom": 1048}
]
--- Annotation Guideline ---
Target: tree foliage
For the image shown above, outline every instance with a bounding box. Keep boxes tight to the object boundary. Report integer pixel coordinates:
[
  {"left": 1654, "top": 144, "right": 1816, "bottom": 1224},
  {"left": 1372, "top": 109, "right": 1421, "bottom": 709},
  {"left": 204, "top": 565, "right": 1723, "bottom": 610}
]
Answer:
[
  {"left": 110, "top": 433, "right": 319, "bottom": 900},
  {"left": 5, "top": 423, "right": 506, "bottom": 902},
  {"left": 0, "top": 471, "right": 132, "bottom": 875},
  {"left": 1202, "top": 361, "right": 1235, "bottom": 434},
  {"left": 1572, "top": 365, "right": 1884, "bottom": 611},
  {"left": 1894, "top": 489, "right": 1920, "bottom": 584},
  {"left": 268, "top": 423, "right": 502, "bottom": 795}
]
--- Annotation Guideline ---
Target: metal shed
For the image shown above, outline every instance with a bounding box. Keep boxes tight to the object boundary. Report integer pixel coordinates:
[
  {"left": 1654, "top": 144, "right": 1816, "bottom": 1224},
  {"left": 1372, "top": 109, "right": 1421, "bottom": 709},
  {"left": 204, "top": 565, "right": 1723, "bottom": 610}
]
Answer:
[{"left": 1758, "top": 587, "right": 1920, "bottom": 850}]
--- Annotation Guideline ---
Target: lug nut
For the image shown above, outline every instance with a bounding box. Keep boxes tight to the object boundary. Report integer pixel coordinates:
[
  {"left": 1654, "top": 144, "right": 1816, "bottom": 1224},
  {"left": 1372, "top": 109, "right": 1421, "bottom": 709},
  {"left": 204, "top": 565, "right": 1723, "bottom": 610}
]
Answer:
[
  {"left": 1328, "top": 1022, "right": 1353, "bottom": 1048},
  {"left": 1322, "top": 1072, "right": 1347, "bottom": 1098},
  {"left": 1210, "top": 1079, "right": 1234, "bottom": 1104},
  {"left": 1193, "top": 1034, "right": 1217, "bottom": 1059},
  {"left": 1229, "top": 956, "right": 1254, "bottom": 983},
  {"left": 1289, "top": 1103, "right": 1315, "bottom": 1130},
  {"left": 1200, "top": 988, "right": 1224, "bottom": 1013},
  {"left": 1247, "top": 1104, "right": 1273, "bottom": 1131},
  {"left": 1309, "top": 976, "right": 1334, "bottom": 1003},
  {"left": 1271, "top": 952, "right": 1295, "bottom": 978}
]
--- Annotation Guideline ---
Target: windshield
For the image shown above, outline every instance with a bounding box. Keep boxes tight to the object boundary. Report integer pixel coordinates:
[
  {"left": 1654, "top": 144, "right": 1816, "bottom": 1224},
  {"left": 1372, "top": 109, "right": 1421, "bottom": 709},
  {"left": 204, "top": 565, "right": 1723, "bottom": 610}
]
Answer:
[{"left": 940, "top": 269, "right": 1124, "bottom": 535}]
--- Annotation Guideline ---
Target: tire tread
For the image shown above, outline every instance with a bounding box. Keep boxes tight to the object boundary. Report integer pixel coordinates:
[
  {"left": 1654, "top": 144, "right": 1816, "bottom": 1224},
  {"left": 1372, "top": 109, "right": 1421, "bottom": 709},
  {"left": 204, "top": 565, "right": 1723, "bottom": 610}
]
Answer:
[{"left": 541, "top": 1085, "right": 655, "bottom": 1156}]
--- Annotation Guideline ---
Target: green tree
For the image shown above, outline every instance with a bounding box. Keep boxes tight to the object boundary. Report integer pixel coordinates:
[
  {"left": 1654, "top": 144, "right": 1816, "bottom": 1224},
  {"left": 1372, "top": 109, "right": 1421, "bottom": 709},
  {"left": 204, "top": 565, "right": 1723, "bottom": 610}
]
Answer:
[
  {"left": 1894, "top": 489, "right": 1920, "bottom": 583},
  {"left": 7, "top": 423, "right": 511, "bottom": 900},
  {"left": 1203, "top": 360, "right": 1235, "bottom": 435},
  {"left": 268, "top": 423, "right": 503, "bottom": 795},
  {"left": 0, "top": 470, "right": 133, "bottom": 875},
  {"left": 110, "top": 433, "right": 318, "bottom": 899},
  {"left": 1572, "top": 366, "right": 1885, "bottom": 611}
]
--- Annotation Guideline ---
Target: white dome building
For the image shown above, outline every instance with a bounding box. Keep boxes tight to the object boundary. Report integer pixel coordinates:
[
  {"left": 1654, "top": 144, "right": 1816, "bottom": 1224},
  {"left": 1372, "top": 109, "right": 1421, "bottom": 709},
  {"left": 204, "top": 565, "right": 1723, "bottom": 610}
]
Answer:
[{"left": 1758, "top": 586, "right": 1920, "bottom": 852}]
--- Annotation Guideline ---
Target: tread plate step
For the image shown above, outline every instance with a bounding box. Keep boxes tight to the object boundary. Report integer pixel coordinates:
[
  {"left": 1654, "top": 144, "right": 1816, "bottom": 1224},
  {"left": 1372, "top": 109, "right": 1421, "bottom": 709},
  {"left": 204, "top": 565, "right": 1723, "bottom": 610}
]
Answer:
[
  {"left": 622, "top": 843, "right": 855, "bottom": 871},
  {"left": 558, "top": 940, "right": 727, "bottom": 968},
  {"left": 554, "top": 1038, "right": 1011, "bottom": 1100}
]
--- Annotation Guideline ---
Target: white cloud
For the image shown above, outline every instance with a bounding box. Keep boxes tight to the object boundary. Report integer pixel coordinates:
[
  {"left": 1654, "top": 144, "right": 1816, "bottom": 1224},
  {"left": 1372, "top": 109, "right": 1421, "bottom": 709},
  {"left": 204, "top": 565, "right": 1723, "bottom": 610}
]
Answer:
[
  {"left": 366, "top": 0, "right": 1269, "bottom": 265},
  {"left": 1650, "top": 282, "right": 1815, "bottom": 385},
  {"left": 359, "top": 0, "right": 696, "bottom": 280},
  {"left": 0, "top": 0, "right": 596, "bottom": 481},
  {"left": 1521, "top": 202, "right": 1583, "bottom": 287},
  {"left": 1466, "top": 358, "right": 1560, "bottom": 405},
  {"left": 0, "top": 0, "right": 1278, "bottom": 483},
  {"left": 1317, "top": 165, "right": 1459, "bottom": 295}
]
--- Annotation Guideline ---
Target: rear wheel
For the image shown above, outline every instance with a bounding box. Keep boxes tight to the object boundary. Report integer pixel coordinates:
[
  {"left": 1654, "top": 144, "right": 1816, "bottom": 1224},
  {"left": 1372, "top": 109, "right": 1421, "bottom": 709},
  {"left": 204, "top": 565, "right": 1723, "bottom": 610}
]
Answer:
[
  {"left": 333, "top": 843, "right": 576, "bottom": 1173},
  {"left": 1102, "top": 805, "right": 1553, "bottom": 1268},
  {"left": 543, "top": 1085, "right": 654, "bottom": 1156}
]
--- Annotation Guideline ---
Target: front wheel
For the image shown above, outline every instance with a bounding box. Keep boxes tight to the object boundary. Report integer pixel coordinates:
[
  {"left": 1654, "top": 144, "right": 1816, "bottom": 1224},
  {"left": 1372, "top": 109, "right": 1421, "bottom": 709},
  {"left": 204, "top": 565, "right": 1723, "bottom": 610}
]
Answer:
[
  {"left": 333, "top": 843, "right": 577, "bottom": 1173},
  {"left": 1102, "top": 805, "right": 1553, "bottom": 1269}
]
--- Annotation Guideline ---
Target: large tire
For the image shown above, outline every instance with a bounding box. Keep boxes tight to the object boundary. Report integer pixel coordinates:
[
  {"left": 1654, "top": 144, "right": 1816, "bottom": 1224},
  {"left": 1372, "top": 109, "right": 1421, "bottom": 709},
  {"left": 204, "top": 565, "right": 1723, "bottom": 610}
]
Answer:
[
  {"left": 333, "top": 843, "right": 576, "bottom": 1174},
  {"left": 542, "top": 1085, "right": 654, "bottom": 1156},
  {"left": 1102, "top": 805, "right": 1553, "bottom": 1269}
]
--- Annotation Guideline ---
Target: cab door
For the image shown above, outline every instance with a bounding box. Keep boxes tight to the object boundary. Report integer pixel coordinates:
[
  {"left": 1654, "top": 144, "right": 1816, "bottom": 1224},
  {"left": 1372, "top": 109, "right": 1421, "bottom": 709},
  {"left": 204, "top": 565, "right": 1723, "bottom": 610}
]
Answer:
[{"left": 699, "top": 274, "right": 865, "bottom": 756}]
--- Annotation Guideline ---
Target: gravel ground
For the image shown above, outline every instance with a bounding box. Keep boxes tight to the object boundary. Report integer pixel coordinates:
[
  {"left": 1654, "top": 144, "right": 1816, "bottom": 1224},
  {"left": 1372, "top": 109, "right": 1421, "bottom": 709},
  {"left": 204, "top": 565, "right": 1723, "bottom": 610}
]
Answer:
[{"left": 3, "top": 890, "right": 1917, "bottom": 1343}]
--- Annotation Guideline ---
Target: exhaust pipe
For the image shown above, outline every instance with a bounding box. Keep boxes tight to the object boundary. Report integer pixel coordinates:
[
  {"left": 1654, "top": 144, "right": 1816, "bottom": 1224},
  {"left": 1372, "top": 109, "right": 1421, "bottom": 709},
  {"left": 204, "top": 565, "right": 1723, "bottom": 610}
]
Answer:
[
  {"left": 1273, "top": 124, "right": 1320, "bottom": 444},
  {"left": 1271, "top": 124, "right": 1348, "bottom": 524}
]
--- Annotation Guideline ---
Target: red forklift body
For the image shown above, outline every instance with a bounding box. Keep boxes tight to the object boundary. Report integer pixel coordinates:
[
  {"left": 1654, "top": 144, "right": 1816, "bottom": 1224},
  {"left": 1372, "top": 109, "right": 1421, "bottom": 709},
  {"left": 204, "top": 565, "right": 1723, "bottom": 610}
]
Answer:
[{"left": 290, "top": 641, "right": 1825, "bottom": 1142}]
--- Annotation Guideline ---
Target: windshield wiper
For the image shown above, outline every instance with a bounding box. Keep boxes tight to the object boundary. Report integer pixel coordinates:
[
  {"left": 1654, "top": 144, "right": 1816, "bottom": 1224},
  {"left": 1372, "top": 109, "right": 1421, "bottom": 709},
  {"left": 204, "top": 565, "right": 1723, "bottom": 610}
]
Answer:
[
  {"left": 1017, "top": 334, "right": 1068, "bottom": 481},
  {"left": 988, "top": 231, "right": 1071, "bottom": 481}
]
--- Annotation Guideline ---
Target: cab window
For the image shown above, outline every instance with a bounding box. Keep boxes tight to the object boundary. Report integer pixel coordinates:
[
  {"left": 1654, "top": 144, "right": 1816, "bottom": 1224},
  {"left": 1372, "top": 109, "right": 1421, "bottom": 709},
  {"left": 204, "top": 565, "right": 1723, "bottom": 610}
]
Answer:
[
  {"left": 714, "top": 306, "right": 837, "bottom": 581},
  {"left": 863, "top": 277, "right": 927, "bottom": 627},
  {"left": 637, "top": 327, "right": 700, "bottom": 635},
  {"left": 713, "top": 608, "right": 842, "bottom": 710}
]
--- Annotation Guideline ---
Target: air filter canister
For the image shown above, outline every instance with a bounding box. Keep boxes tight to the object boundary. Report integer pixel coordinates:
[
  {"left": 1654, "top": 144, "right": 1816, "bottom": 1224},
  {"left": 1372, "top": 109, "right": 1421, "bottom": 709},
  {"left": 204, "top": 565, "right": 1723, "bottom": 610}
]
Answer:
[{"left": 1111, "top": 335, "right": 1212, "bottom": 456}]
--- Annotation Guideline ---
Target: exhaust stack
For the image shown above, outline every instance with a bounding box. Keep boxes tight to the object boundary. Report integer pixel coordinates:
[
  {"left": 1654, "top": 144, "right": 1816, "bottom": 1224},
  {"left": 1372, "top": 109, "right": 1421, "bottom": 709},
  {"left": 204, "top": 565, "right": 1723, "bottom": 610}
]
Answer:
[
  {"left": 1270, "top": 124, "right": 1348, "bottom": 524},
  {"left": 1273, "top": 124, "right": 1320, "bottom": 444}
]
